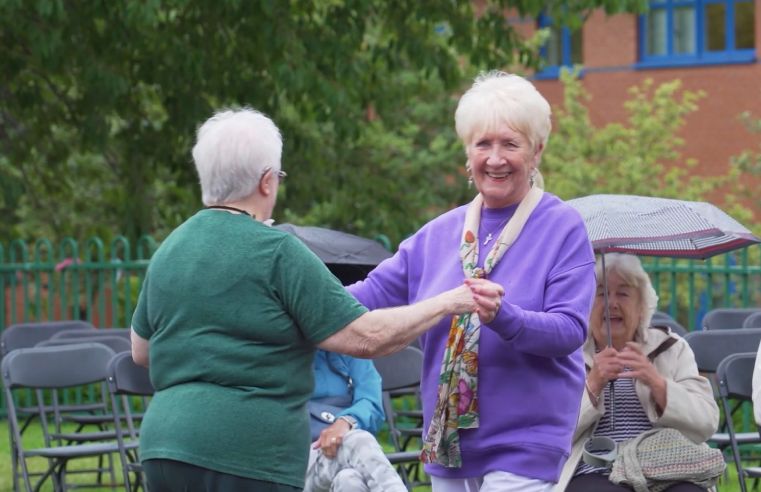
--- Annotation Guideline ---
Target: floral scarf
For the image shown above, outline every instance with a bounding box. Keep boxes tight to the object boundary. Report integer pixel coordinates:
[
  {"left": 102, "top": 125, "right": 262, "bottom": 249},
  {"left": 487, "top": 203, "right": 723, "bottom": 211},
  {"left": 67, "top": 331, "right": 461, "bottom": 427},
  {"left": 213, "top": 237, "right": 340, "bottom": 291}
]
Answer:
[{"left": 420, "top": 186, "right": 543, "bottom": 467}]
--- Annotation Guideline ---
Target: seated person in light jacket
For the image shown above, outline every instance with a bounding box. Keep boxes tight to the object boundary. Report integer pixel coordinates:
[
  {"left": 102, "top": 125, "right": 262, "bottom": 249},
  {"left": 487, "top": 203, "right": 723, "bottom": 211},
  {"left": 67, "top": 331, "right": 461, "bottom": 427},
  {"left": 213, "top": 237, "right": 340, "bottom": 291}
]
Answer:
[
  {"left": 753, "top": 339, "right": 761, "bottom": 428},
  {"left": 304, "top": 350, "right": 405, "bottom": 492},
  {"left": 555, "top": 253, "right": 718, "bottom": 492}
]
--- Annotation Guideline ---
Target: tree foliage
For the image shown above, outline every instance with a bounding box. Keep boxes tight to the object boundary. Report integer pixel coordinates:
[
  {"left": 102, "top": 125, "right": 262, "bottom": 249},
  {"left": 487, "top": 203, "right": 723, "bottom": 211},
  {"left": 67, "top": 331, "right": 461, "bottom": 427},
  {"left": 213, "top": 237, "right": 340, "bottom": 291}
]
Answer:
[{"left": 1, "top": 0, "right": 652, "bottom": 246}]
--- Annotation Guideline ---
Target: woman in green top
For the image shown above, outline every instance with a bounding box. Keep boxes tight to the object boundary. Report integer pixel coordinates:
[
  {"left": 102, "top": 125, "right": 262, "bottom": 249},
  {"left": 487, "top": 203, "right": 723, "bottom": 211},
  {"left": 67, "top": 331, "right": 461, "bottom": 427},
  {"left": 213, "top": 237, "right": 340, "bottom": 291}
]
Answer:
[{"left": 130, "top": 108, "right": 504, "bottom": 492}]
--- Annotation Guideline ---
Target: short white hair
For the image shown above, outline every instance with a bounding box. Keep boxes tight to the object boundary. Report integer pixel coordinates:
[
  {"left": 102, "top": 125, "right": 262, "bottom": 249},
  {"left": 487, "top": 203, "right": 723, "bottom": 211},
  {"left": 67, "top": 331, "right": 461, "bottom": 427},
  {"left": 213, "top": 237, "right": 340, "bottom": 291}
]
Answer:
[
  {"left": 192, "top": 108, "right": 283, "bottom": 206},
  {"left": 595, "top": 253, "right": 659, "bottom": 342},
  {"left": 455, "top": 71, "right": 552, "bottom": 153}
]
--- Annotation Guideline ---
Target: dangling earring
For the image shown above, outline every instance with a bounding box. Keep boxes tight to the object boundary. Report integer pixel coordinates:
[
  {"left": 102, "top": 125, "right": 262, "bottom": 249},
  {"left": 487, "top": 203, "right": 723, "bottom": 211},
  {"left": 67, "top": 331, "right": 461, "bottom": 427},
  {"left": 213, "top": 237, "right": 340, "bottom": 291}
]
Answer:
[
  {"left": 466, "top": 161, "right": 473, "bottom": 189},
  {"left": 529, "top": 168, "right": 537, "bottom": 188}
]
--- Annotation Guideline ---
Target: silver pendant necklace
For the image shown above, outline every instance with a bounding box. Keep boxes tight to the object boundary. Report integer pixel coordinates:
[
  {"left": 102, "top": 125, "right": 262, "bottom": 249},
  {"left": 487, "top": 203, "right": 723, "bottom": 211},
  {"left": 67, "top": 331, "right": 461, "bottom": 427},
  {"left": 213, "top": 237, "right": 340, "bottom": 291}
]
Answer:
[{"left": 482, "top": 216, "right": 510, "bottom": 246}]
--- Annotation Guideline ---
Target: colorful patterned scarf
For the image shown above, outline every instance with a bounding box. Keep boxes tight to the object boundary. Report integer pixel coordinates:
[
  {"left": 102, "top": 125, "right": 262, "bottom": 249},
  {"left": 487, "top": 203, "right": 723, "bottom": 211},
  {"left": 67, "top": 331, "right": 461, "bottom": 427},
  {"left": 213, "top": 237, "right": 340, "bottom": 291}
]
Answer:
[{"left": 420, "top": 186, "right": 543, "bottom": 467}]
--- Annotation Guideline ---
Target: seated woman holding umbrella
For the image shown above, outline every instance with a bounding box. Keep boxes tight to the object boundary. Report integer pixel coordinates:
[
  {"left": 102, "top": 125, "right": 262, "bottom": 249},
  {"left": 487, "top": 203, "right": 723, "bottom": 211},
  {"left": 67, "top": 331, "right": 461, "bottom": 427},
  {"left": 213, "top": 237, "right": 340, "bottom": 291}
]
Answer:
[{"left": 555, "top": 253, "right": 719, "bottom": 492}]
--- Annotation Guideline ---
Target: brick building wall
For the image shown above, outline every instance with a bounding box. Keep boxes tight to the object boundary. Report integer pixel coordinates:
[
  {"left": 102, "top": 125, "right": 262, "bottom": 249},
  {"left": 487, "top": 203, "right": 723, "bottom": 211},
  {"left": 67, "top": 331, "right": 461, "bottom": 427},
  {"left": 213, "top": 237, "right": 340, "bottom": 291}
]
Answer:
[{"left": 518, "top": 4, "right": 761, "bottom": 216}]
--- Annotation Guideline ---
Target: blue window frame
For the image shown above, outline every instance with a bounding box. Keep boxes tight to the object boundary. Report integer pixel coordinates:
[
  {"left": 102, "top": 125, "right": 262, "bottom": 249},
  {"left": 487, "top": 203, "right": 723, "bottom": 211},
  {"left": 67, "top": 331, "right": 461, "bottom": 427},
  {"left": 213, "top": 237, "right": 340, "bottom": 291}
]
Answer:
[
  {"left": 639, "top": 0, "right": 756, "bottom": 67},
  {"left": 536, "top": 14, "right": 583, "bottom": 79}
]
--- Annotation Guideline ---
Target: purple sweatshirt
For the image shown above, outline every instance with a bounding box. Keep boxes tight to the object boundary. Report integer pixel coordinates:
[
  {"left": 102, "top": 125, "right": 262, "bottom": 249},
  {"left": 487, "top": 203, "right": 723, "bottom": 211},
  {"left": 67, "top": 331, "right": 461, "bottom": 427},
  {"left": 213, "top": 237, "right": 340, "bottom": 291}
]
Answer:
[{"left": 348, "top": 192, "right": 596, "bottom": 482}]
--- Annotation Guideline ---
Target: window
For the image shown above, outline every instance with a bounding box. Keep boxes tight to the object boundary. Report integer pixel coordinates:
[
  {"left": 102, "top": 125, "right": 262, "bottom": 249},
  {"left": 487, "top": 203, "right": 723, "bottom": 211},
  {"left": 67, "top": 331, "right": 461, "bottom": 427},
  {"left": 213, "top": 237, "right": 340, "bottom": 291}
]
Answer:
[
  {"left": 536, "top": 14, "right": 583, "bottom": 78},
  {"left": 640, "top": 0, "right": 756, "bottom": 66}
]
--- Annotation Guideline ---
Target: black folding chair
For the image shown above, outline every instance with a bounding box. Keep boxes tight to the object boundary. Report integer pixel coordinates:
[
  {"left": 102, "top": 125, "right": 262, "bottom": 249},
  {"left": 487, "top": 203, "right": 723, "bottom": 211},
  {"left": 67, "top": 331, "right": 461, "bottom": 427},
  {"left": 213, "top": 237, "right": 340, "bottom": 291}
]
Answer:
[
  {"left": 374, "top": 346, "right": 426, "bottom": 489},
  {"left": 684, "top": 329, "right": 761, "bottom": 460},
  {"left": 702, "top": 308, "right": 761, "bottom": 330},
  {"left": 1, "top": 320, "right": 97, "bottom": 491},
  {"left": 1, "top": 343, "right": 130, "bottom": 492},
  {"left": 35, "top": 336, "right": 132, "bottom": 443},
  {"left": 716, "top": 352, "right": 761, "bottom": 492},
  {"left": 107, "top": 351, "right": 154, "bottom": 492}
]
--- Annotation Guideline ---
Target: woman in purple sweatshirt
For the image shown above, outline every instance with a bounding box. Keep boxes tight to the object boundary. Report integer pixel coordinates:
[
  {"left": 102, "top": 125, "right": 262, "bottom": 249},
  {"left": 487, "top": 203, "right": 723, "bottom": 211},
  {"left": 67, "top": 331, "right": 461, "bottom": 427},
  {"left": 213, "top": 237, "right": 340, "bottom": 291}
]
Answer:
[{"left": 348, "top": 71, "right": 596, "bottom": 492}]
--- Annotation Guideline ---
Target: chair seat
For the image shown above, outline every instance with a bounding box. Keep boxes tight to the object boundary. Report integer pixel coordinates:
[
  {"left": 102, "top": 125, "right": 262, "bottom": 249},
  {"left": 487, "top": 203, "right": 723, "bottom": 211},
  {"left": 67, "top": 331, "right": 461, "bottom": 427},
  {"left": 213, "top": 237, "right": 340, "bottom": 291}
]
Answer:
[
  {"left": 53, "top": 429, "right": 140, "bottom": 442},
  {"left": 24, "top": 439, "right": 138, "bottom": 460},
  {"left": 62, "top": 412, "right": 145, "bottom": 425},
  {"left": 385, "top": 450, "right": 421, "bottom": 465},
  {"left": 709, "top": 432, "right": 761, "bottom": 446}
]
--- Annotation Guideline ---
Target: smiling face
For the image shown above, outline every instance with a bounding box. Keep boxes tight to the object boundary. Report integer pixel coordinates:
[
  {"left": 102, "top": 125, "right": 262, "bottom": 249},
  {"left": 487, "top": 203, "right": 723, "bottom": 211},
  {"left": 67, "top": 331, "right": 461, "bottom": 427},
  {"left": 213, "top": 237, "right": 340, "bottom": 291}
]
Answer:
[
  {"left": 466, "top": 124, "right": 542, "bottom": 208},
  {"left": 591, "top": 270, "right": 643, "bottom": 350}
]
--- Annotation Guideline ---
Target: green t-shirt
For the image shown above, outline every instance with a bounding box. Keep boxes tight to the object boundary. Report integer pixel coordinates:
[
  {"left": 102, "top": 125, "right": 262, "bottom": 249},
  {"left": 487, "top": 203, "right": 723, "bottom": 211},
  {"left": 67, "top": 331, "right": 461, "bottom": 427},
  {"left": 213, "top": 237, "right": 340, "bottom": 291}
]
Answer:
[{"left": 131, "top": 210, "right": 367, "bottom": 487}]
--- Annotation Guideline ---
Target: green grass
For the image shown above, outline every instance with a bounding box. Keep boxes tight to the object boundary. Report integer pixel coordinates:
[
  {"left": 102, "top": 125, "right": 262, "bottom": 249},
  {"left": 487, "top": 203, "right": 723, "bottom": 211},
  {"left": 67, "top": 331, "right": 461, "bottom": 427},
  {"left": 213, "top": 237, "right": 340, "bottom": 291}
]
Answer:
[{"left": 0, "top": 421, "right": 750, "bottom": 492}]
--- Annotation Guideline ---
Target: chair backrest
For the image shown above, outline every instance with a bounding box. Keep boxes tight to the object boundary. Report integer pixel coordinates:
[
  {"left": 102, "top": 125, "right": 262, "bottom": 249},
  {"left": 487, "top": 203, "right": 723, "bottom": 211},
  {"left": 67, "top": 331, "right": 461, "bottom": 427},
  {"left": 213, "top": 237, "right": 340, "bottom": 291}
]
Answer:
[
  {"left": 743, "top": 311, "right": 761, "bottom": 328},
  {"left": 684, "top": 328, "right": 761, "bottom": 374},
  {"left": 717, "top": 352, "right": 756, "bottom": 401},
  {"left": 652, "top": 310, "right": 675, "bottom": 322},
  {"left": 716, "top": 351, "right": 758, "bottom": 492},
  {"left": 1, "top": 343, "right": 115, "bottom": 389},
  {"left": 1, "top": 320, "right": 95, "bottom": 357},
  {"left": 50, "top": 328, "right": 131, "bottom": 340},
  {"left": 37, "top": 335, "right": 132, "bottom": 354},
  {"left": 107, "top": 351, "right": 153, "bottom": 396},
  {"left": 703, "top": 308, "right": 761, "bottom": 330},
  {"left": 651, "top": 319, "right": 688, "bottom": 337},
  {"left": 374, "top": 346, "right": 424, "bottom": 392}
]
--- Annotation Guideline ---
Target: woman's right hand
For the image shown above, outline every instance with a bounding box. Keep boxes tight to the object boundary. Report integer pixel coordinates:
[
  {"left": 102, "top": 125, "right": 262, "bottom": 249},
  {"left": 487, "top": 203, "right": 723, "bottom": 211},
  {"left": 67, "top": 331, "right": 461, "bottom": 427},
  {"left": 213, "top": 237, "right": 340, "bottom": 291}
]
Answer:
[
  {"left": 437, "top": 283, "right": 480, "bottom": 315},
  {"left": 587, "top": 347, "right": 621, "bottom": 395}
]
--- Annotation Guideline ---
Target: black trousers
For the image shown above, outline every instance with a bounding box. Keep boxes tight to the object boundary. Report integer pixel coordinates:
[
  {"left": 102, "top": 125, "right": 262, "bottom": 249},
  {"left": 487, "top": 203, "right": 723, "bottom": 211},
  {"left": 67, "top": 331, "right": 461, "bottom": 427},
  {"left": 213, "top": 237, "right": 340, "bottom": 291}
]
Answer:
[
  {"left": 565, "top": 473, "right": 707, "bottom": 492},
  {"left": 143, "top": 459, "right": 302, "bottom": 492}
]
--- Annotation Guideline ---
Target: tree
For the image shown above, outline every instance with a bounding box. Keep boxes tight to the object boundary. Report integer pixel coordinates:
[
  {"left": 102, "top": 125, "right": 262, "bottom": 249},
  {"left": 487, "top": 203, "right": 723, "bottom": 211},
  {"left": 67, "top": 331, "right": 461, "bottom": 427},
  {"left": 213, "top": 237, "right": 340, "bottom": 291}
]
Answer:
[{"left": 0, "top": 0, "right": 646, "bottom": 245}]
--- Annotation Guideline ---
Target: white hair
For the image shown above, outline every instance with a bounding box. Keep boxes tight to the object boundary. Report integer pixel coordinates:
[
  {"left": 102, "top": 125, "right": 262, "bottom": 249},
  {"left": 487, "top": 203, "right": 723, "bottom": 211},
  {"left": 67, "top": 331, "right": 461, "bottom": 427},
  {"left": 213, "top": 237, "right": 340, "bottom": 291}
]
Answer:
[
  {"left": 595, "top": 253, "right": 659, "bottom": 342},
  {"left": 455, "top": 71, "right": 552, "bottom": 153},
  {"left": 192, "top": 108, "right": 283, "bottom": 206}
]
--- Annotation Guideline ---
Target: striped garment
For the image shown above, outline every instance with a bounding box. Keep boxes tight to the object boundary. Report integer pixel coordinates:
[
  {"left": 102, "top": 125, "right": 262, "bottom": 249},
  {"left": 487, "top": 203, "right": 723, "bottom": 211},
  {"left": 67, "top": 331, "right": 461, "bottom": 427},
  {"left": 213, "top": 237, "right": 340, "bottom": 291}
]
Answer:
[{"left": 575, "top": 375, "right": 653, "bottom": 476}]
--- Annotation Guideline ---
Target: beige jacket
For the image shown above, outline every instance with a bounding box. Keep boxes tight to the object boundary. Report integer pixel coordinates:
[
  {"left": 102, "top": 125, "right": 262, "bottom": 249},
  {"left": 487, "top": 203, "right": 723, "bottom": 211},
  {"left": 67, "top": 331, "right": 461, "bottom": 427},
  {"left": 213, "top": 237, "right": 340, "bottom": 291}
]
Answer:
[
  {"left": 753, "top": 339, "right": 761, "bottom": 426},
  {"left": 554, "top": 328, "right": 719, "bottom": 492}
]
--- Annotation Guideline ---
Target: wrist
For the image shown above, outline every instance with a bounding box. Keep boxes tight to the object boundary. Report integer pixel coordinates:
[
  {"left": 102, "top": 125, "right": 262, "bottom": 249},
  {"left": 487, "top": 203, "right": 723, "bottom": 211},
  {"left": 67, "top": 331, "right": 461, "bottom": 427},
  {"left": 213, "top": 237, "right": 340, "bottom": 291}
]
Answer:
[
  {"left": 585, "top": 379, "right": 601, "bottom": 406},
  {"left": 338, "top": 415, "right": 358, "bottom": 431}
]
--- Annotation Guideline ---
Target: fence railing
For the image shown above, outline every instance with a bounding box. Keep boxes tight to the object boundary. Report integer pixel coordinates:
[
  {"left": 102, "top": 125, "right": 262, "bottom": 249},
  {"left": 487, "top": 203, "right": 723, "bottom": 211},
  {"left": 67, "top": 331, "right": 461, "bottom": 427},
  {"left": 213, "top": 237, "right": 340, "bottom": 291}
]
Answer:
[
  {"left": 1, "top": 236, "right": 157, "bottom": 330},
  {"left": 1, "top": 237, "right": 760, "bottom": 421},
  {"left": 643, "top": 245, "right": 761, "bottom": 330}
]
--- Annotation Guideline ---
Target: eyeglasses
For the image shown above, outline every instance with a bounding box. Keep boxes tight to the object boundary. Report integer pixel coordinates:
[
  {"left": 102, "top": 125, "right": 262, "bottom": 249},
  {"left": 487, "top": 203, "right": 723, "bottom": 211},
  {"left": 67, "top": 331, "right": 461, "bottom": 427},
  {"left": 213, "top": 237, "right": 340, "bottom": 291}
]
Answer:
[{"left": 262, "top": 167, "right": 287, "bottom": 183}]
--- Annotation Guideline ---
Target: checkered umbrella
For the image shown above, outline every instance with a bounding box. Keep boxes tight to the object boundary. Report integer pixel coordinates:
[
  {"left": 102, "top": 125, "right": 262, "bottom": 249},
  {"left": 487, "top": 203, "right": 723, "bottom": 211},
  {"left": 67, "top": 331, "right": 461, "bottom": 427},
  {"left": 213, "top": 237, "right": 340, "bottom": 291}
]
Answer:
[
  {"left": 567, "top": 194, "right": 760, "bottom": 259},
  {"left": 567, "top": 194, "right": 760, "bottom": 429}
]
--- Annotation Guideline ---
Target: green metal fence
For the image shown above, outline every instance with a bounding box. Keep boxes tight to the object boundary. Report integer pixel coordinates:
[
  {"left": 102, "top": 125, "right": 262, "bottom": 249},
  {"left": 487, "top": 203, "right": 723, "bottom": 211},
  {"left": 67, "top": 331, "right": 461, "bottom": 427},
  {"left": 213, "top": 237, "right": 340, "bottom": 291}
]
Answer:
[
  {"left": 1, "top": 236, "right": 157, "bottom": 330},
  {"left": 1, "top": 237, "right": 760, "bottom": 419}
]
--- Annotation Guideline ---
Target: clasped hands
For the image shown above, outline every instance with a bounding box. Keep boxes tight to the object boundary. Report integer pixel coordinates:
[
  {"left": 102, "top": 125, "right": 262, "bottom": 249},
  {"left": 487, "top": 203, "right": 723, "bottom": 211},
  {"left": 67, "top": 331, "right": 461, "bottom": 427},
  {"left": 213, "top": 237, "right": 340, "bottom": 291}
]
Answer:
[
  {"left": 449, "top": 278, "right": 505, "bottom": 324},
  {"left": 588, "top": 342, "right": 667, "bottom": 410}
]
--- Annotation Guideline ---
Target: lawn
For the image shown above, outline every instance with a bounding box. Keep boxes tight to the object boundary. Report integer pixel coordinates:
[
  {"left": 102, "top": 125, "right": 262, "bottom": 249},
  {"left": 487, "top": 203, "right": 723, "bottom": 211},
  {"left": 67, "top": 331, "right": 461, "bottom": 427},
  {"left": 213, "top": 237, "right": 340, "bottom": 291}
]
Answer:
[{"left": 0, "top": 421, "right": 749, "bottom": 492}]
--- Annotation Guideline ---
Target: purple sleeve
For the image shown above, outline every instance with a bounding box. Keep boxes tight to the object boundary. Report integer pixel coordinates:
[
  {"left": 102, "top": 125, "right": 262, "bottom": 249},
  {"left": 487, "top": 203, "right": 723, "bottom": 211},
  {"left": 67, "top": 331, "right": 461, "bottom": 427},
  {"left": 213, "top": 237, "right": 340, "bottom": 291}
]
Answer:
[
  {"left": 347, "top": 241, "right": 412, "bottom": 310},
  {"left": 488, "top": 222, "right": 596, "bottom": 357}
]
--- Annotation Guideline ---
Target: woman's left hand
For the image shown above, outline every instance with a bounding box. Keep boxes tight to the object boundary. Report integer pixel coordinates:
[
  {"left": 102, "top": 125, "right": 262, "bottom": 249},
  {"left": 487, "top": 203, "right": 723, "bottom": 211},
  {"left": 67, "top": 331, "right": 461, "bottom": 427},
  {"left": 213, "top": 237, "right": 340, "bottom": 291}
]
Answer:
[
  {"left": 313, "top": 418, "right": 352, "bottom": 458},
  {"left": 618, "top": 341, "right": 668, "bottom": 412},
  {"left": 465, "top": 278, "right": 505, "bottom": 324}
]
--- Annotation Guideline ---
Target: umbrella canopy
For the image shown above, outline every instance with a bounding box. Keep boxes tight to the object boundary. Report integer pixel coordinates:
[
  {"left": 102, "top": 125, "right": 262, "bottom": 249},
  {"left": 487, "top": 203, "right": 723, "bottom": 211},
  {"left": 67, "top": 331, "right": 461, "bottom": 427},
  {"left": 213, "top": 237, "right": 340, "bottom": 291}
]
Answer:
[
  {"left": 567, "top": 194, "right": 760, "bottom": 259},
  {"left": 274, "top": 223, "right": 392, "bottom": 285}
]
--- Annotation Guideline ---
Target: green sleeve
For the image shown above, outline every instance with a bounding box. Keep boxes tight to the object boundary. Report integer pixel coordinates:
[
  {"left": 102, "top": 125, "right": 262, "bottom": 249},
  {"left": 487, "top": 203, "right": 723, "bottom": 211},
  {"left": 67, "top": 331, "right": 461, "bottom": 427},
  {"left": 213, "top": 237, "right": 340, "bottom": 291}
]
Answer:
[{"left": 274, "top": 236, "right": 367, "bottom": 345}]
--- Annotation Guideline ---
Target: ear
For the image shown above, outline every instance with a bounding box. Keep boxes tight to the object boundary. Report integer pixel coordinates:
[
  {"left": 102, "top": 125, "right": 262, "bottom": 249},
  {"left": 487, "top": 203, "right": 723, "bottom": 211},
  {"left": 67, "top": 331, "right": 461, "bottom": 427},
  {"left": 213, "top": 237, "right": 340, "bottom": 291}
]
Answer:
[
  {"left": 533, "top": 142, "right": 545, "bottom": 163},
  {"left": 258, "top": 168, "right": 273, "bottom": 196}
]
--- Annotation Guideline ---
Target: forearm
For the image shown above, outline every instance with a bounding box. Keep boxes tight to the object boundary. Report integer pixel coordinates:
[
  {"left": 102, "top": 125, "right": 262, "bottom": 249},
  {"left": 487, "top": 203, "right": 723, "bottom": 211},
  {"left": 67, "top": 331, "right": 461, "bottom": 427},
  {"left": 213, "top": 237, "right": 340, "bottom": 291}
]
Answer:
[{"left": 318, "top": 292, "right": 458, "bottom": 358}]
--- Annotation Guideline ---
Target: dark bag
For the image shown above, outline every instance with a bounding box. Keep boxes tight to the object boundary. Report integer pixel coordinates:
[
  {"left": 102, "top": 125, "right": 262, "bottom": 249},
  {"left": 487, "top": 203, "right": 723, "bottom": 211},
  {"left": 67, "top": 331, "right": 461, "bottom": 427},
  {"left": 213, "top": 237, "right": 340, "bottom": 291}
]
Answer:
[{"left": 308, "top": 395, "right": 353, "bottom": 441}]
